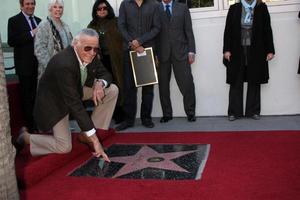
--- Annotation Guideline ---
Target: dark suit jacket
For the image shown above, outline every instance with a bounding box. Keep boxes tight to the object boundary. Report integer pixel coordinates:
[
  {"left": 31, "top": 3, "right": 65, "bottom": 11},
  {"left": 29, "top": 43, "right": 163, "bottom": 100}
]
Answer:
[
  {"left": 118, "top": 0, "right": 161, "bottom": 50},
  {"left": 157, "top": 2, "right": 195, "bottom": 62},
  {"left": 34, "top": 46, "right": 112, "bottom": 132},
  {"left": 7, "top": 12, "right": 41, "bottom": 76},
  {"left": 223, "top": 3, "right": 275, "bottom": 84}
]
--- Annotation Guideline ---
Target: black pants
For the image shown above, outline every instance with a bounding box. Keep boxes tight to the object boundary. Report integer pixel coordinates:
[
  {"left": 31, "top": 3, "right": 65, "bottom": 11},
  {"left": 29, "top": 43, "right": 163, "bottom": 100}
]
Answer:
[
  {"left": 228, "top": 65, "right": 261, "bottom": 117},
  {"left": 158, "top": 58, "right": 195, "bottom": 117},
  {"left": 101, "top": 54, "right": 124, "bottom": 122},
  {"left": 18, "top": 74, "right": 37, "bottom": 131},
  {"left": 122, "top": 50, "right": 154, "bottom": 124}
]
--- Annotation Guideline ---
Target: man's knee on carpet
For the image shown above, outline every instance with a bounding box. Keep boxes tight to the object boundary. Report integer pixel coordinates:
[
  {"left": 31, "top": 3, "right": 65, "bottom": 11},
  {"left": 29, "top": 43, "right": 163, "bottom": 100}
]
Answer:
[{"left": 55, "top": 140, "right": 72, "bottom": 154}]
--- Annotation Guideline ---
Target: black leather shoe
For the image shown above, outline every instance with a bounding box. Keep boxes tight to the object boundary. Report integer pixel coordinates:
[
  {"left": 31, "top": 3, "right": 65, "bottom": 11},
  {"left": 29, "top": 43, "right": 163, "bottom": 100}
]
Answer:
[
  {"left": 251, "top": 114, "right": 260, "bottom": 120},
  {"left": 187, "top": 115, "right": 196, "bottom": 122},
  {"left": 15, "top": 127, "right": 29, "bottom": 153},
  {"left": 160, "top": 116, "right": 173, "bottom": 123},
  {"left": 142, "top": 119, "right": 155, "bottom": 128},
  {"left": 228, "top": 115, "right": 236, "bottom": 121},
  {"left": 115, "top": 121, "right": 133, "bottom": 131}
]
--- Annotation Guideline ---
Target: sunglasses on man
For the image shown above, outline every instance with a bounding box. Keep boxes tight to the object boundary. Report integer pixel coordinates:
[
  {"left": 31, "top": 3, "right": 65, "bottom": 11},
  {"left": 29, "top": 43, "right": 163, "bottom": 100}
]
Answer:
[{"left": 84, "top": 46, "right": 100, "bottom": 53}]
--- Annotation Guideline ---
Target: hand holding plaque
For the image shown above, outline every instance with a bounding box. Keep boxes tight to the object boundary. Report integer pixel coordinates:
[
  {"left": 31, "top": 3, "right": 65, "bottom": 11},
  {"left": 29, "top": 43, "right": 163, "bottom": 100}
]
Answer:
[{"left": 129, "top": 47, "right": 158, "bottom": 87}]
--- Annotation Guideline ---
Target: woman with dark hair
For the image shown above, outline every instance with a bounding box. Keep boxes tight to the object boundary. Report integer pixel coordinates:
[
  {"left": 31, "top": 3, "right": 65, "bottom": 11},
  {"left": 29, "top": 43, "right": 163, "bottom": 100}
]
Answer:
[
  {"left": 88, "top": 0, "right": 124, "bottom": 123},
  {"left": 223, "top": 0, "right": 275, "bottom": 121}
]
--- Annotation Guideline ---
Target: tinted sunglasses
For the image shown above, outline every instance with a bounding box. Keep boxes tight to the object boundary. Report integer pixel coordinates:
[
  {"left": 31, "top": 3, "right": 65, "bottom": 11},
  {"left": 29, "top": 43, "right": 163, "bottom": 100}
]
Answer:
[
  {"left": 83, "top": 46, "right": 100, "bottom": 53},
  {"left": 97, "top": 6, "right": 108, "bottom": 11}
]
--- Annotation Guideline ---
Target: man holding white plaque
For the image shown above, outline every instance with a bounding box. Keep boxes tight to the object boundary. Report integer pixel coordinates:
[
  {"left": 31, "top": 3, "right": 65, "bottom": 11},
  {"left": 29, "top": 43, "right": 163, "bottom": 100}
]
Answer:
[{"left": 117, "top": 0, "right": 161, "bottom": 131}]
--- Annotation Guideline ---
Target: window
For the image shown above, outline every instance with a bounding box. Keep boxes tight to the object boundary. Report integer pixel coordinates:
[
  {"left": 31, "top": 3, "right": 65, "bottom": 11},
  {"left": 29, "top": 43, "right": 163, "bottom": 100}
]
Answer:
[
  {"left": 190, "top": 0, "right": 214, "bottom": 8},
  {"left": 177, "top": 0, "right": 214, "bottom": 8},
  {"left": 226, "top": 0, "right": 300, "bottom": 6}
]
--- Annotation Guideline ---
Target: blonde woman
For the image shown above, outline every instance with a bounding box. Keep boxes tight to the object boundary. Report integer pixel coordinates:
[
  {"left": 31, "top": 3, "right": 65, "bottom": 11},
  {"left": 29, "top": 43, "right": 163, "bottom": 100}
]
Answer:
[{"left": 34, "top": 0, "right": 72, "bottom": 80}]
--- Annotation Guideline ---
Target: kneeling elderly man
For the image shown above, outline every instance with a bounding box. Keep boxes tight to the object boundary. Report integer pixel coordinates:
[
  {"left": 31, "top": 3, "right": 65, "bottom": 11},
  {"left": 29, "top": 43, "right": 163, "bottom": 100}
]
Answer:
[{"left": 17, "top": 28, "right": 118, "bottom": 162}]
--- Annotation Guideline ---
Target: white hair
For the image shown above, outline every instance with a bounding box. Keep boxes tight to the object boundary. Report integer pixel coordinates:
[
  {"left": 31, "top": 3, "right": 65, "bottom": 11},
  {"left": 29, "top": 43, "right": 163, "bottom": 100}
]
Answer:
[
  {"left": 72, "top": 28, "right": 99, "bottom": 46},
  {"left": 48, "top": 0, "right": 64, "bottom": 11}
]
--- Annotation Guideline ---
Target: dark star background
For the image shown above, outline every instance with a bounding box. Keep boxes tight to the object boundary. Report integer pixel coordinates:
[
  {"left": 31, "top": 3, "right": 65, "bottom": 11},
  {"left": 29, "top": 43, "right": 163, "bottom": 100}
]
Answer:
[{"left": 69, "top": 144, "right": 210, "bottom": 180}]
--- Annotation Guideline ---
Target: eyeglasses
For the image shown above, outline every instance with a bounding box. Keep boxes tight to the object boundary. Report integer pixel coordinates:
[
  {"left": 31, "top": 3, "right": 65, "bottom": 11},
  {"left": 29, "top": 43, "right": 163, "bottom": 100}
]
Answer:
[
  {"left": 97, "top": 6, "right": 108, "bottom": 11},
  {"left": 83, "top": 46, "right": 100, "bottom": 53}
]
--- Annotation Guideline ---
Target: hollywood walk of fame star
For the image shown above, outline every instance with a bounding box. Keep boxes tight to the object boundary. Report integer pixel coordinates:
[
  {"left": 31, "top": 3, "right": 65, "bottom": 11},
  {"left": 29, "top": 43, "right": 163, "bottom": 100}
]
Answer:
[{"left": 109, "top": 145, "right": 200, "bottom": 178}]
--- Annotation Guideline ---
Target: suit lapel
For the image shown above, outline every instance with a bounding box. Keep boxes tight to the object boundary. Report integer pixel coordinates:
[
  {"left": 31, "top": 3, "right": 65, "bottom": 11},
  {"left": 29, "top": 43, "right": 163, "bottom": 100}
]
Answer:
[
  {"left": 170, "top": 2, "right": 179, "bottom": 23},
  {"left": 34, "top": 16, "right": 41, "bottom": 25},
  {"left": 67, "top": 46, "right": 83, "bottom": 94},
  {"left": 19, "top": 12, "right": 31, "bottom": 32}
]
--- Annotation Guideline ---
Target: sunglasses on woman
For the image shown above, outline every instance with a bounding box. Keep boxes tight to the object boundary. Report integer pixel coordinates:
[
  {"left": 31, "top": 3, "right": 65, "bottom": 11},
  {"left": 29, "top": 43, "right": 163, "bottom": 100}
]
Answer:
[
  {"left": 84, "top": 46, "right": 100, "bottom": 53},
  {"left": 97, "top": 6, "right": 108, "bottom": 11}
]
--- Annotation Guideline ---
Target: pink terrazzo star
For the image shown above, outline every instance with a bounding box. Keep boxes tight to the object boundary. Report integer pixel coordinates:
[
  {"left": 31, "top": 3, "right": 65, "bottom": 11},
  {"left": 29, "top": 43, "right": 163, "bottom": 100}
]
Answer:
[{"left": 109, "top": 145, "right": 199, "bottom": 178}]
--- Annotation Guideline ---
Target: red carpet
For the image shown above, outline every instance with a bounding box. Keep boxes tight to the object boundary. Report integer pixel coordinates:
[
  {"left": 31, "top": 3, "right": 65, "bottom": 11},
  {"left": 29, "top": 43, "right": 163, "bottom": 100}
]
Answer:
[
  {"left": 7, "top": 80, "right": 300, "bottom": 199},
  {"left": 18, "top": 131, "right": 300, "bottom": 200}
]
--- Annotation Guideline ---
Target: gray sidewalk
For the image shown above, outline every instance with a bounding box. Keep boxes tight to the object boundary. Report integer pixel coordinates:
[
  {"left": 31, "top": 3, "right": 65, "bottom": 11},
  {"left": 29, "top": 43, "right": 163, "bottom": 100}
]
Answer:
[{"left": 71, "top": 115, "right": 300, "bottom": 133}]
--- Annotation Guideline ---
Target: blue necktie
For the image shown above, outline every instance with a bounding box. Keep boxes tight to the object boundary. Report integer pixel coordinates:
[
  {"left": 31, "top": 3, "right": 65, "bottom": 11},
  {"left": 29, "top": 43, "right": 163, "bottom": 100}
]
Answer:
[
  {"left": 165, "top": 5, "right": 171, "bottom": 21},
  {"left": 29, "top": 16, "right": 36, "bottom": 29}
]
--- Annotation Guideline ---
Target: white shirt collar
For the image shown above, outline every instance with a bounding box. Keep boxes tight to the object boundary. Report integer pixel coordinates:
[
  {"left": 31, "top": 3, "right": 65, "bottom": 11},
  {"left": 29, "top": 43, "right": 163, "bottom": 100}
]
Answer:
[
  {"left": 22, "top": 11, "right": 34, "bottom": 19},
  {"left": 73, "top": 47, "right": 88, "bottom": 70}
]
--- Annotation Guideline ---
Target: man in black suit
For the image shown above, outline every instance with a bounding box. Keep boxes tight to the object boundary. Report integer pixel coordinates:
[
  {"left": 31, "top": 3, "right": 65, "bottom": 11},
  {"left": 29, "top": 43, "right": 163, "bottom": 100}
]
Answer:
[
  {"left": 7, "top": 0, "right": 41, "bottom": 132},
  {"left": 17, "top": 28, "right": 118, "bottom": 161},
  {"left": 157, "top": 0, "right": 196, "bottom": 123},
  {"left": 116, "top": 0, "right": 161, "bottom": 131}
]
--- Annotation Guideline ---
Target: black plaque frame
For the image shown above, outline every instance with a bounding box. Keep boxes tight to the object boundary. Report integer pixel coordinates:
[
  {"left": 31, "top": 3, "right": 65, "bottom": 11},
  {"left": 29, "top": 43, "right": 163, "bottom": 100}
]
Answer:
[{"left": 129, "top": 47, "right": 158, "bottom": 87}]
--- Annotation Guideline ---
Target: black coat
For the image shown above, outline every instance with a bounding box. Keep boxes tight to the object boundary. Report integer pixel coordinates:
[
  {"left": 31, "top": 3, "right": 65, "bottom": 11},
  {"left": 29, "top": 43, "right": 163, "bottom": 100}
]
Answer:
[
  {"left": 7, "top": 12, "right": 41, "bottom": 76},
  {"left": 34, "top": 46, "right": 112, "bottom": 132},
  {"left": 223, "top": 3, "right": 275, "bottom": 84}
]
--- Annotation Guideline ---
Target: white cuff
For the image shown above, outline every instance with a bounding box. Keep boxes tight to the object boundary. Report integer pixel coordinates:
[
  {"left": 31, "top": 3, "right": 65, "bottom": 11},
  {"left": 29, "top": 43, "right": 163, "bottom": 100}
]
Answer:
[
  {"left": 102, "top": 80, "right": 107, "bottom": 88},
  {"left": 85, "top": 128, "right": 96, "bottom": 137},
  {"left": 95, "top": 79, "right": 107, "bottom": 88}
]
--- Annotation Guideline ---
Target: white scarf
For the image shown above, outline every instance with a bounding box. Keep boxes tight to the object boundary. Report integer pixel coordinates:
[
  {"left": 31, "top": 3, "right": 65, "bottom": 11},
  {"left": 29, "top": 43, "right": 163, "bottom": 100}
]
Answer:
[{"left": 241, "top": 0, "right": 256, "bottom": 24}]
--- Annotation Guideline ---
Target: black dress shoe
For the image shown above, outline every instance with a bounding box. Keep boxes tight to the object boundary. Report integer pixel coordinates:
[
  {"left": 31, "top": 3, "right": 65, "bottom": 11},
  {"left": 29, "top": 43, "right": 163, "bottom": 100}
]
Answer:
[
  {"left": 114, "top": 118, "right": 124, "bottom": 125},
  {"left": 228, "top": 115, "right": 237, "bottom": 121},
  {"left": 160, "top": 116, "right": 173, "bottom": 123},
  {"left": 251, "top": 114, "right": 260, "bottom": 120},
  {"left": 187, "top": 115, "right": 196, "bottom": 122},
  {"left": 115, "top": 121, "right": 133, "bottom": 131},
  {"left": 142, "top": 119, "right": 155, "bottom": 128},
  {"left": 15, "top": 127, "right": 29, "bottom": 153}
]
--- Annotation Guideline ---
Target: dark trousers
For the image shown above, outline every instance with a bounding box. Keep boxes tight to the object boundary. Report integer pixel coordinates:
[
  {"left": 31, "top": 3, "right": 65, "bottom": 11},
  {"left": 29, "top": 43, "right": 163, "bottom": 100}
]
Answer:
[
  {"left": 18, "top": 74, "right": 37, "bottom": 131},
  {"left": 228, "top": 65, "right": 261, "bottom": 117},
  {"left": 101, "top": 54, "right": 124, "bottom": 122},
  {"left": 158, "top": 58, "right": 195, "bottom": 117},
  {"left": 123, "top": 50, "right": 154, "bottom": 124}
]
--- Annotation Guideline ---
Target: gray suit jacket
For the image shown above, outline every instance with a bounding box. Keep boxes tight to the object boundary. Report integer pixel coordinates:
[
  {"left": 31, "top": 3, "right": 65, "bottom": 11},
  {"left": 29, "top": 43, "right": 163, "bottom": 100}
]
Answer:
[
  {"left": 157, "top": 2, "right": 195, "bottom": 62},
  {"left": 34, "top": 46, "right": 112, "bottom": 132}
]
